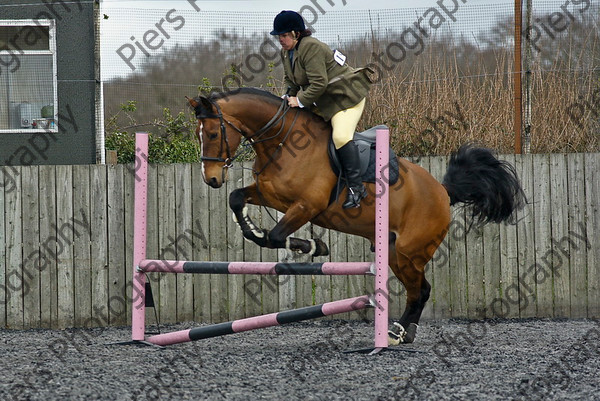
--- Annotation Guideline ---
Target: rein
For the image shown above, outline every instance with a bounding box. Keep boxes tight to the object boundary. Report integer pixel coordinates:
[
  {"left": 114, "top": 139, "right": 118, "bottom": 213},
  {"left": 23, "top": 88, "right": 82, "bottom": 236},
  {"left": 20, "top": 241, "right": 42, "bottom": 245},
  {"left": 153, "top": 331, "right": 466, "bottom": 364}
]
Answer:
[
  {"left": 198, "top": 97, "right": 299, "bottom": 169},
  {"left": 252, "top": 107, "right": 300, "bottom": 176},
  {"left": 248, "top": 100, "right": 290, "bottom": 143},
  {"left": 198, "top": 97, "right": 295, "bottom": 167}
]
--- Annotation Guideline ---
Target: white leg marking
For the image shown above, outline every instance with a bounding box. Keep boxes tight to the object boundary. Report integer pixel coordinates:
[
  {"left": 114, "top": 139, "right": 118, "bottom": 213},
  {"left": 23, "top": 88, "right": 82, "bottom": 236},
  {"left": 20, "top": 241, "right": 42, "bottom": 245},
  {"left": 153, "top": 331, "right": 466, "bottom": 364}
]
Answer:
[
  {"left": 388, "top": 322, "right": 407, "bottom": 346},
  {"left": 242, "top": 206, "right": 264, "bottom": 238},
  {"left": 308, "top": 239, "right": 317, "bottom": 255}
]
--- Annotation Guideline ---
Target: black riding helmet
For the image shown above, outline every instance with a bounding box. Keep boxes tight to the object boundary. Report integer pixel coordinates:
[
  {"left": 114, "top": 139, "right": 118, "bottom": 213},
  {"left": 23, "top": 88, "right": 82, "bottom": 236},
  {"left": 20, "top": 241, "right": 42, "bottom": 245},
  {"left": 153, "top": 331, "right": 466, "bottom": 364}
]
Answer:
[{"left": 270, "top": 10, "right": 305, "bottom": 35}]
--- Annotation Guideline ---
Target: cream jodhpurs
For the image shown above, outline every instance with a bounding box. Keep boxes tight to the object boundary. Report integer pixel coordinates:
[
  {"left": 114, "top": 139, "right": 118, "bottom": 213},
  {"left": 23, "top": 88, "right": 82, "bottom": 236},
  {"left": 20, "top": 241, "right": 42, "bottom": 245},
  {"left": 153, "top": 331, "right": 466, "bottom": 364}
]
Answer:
[{"left": 331, "top": 98, "right": 366, "bottom": 149}]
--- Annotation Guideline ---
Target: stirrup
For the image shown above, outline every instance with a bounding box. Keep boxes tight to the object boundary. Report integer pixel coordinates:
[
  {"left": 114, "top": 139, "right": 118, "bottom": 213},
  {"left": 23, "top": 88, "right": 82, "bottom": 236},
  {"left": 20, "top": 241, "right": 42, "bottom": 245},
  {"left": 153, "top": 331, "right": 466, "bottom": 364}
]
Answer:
[{"left": 342, "top": 186, "right": 367, "bottom": 209}]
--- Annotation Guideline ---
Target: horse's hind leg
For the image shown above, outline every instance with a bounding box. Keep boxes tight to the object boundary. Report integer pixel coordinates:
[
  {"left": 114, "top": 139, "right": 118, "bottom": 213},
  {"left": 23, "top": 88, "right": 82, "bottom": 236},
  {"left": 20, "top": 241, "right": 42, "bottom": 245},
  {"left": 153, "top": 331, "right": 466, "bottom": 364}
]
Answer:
[
  {"left": 229, "top": 186, "right": 329, "bottom": 256},
  {"left": 388, "top": 250, "right": 431, "bottom": 345}
]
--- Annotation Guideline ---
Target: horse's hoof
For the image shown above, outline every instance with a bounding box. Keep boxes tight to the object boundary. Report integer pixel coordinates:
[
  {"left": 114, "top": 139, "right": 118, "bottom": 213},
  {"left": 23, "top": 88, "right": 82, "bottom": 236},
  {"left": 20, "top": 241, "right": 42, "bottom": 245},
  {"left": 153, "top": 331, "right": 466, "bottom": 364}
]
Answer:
[
  {"left": 388, "top": 322, "right": 418, "bottom": 345},
  {"left": 404, "top": 323, "right": 418, "bottom": 344},
  {"left": 312, "top": 238, "right": 329, "bottom": 256}
]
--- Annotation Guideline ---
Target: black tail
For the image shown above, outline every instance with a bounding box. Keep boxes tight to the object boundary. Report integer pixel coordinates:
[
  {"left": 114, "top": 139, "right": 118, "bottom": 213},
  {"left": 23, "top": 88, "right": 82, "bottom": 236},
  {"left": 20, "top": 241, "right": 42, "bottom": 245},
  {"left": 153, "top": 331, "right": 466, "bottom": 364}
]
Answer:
[{"left": 442, "top": 143, "right": 526, "bottom": 225}]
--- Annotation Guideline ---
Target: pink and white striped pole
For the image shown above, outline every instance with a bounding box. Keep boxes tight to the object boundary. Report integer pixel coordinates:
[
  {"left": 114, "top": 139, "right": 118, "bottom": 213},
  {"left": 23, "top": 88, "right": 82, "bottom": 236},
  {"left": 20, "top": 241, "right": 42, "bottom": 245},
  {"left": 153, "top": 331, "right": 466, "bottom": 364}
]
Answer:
[
  {"left": 373, "top": 127, "right": 390, "bottom": 352},
  {"left": 132, "top": 132, "right": 148, "bottom": 341}
]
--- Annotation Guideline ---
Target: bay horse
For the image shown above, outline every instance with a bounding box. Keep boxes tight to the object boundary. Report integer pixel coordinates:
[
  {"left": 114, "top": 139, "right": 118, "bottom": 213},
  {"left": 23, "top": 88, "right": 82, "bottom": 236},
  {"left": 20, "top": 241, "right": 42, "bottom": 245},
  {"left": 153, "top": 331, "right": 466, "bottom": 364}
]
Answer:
[{"left": 187, "top": 88, "right": 525, "bottom": 345}]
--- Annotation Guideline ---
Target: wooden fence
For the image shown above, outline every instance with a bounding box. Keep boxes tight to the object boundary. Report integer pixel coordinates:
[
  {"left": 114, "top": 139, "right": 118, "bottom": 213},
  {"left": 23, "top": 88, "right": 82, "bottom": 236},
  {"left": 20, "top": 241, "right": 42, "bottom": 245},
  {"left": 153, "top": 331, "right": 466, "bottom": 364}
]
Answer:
[{"left": 0, "top": 153, "right": 598, "bottom": 330}]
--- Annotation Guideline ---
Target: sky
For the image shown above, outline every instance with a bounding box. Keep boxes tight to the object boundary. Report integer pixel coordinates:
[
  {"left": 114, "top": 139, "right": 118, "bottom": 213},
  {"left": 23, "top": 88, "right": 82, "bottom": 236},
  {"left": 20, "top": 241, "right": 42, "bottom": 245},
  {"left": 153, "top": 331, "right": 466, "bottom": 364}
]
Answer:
[
  {"left": 98, "top": 0, "right": 511, "bottom": 16},
  {"left": 100, "top": 0, "right": 502, "bottom": 11}
]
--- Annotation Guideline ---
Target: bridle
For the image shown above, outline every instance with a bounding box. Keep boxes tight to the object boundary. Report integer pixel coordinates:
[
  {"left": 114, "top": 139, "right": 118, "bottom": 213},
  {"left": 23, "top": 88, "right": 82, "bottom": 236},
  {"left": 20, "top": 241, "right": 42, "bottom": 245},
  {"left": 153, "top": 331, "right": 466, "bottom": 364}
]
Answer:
[
  {"left": 195, "top": 97, "right": 295, "bottom": 168},
  {"left": 195, "top": 98, "right": 240, "bottom": 168}
]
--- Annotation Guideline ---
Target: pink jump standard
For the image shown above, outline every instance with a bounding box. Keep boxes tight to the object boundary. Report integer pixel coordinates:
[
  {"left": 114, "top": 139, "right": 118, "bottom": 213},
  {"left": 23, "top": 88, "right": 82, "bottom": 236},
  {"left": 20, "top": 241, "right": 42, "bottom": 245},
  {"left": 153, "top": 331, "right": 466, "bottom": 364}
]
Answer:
[{"left": 130, "top": 128, "right": 391, "bottom": 354}]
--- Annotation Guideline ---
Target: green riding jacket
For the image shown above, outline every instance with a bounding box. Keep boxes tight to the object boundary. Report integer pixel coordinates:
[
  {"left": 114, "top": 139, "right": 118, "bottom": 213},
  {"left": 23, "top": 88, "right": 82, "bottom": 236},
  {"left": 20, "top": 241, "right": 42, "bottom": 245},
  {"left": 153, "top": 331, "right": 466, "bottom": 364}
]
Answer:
[{"left": 281, "top": 36, "right": 372, "bottom": 121}]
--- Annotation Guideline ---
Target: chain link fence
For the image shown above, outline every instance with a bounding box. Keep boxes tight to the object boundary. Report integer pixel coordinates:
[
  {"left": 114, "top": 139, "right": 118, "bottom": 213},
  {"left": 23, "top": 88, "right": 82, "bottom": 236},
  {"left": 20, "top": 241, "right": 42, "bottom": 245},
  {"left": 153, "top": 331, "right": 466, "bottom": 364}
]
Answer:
[{"left": 98, "top": 1, "right": 599, "bottom": 155}]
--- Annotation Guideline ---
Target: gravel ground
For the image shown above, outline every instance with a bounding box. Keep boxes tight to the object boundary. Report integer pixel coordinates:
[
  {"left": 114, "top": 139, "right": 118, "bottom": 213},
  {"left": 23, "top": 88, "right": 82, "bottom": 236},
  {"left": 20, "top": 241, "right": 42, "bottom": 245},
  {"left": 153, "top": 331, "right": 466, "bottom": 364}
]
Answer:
[{"left": 1, "top": 318, "right": 598, "bottom": 401}]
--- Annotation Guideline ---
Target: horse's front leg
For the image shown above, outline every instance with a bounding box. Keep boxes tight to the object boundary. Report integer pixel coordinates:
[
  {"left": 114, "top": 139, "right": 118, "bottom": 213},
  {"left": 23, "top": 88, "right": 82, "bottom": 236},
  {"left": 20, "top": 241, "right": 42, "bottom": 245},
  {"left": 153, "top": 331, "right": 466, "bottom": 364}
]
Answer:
[
  {"left": 229, "top": 186, "right": 328, "bottom": 256},
  {"left": 229, "top": 186, "right": 269, "bottom": 247}
]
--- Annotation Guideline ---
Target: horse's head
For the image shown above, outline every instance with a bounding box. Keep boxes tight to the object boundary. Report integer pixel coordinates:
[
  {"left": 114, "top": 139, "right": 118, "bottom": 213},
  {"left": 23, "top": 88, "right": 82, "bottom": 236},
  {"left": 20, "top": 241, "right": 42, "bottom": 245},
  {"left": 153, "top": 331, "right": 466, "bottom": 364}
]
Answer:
[{"left": 187, "top": 95, "right": 244, "bottom": 188}]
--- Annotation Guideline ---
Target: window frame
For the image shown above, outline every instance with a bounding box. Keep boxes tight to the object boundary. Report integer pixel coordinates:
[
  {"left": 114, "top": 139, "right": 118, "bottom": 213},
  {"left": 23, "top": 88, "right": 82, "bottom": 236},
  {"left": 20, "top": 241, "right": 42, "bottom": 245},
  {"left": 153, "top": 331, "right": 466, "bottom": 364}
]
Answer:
[{"left": 0, "top": 19, "right": 58, "bottom": 134}]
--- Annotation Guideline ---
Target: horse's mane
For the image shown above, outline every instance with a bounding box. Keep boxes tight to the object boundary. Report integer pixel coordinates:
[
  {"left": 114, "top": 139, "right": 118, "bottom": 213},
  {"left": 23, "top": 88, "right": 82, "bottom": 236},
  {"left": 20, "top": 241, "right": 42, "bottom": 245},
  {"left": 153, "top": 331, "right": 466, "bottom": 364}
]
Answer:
[
  {"left": 204, "top": 87, "right": 325, "bottom": 125},
  {"left": 210, "top": 87, "right": 282, "bottom": 106}
]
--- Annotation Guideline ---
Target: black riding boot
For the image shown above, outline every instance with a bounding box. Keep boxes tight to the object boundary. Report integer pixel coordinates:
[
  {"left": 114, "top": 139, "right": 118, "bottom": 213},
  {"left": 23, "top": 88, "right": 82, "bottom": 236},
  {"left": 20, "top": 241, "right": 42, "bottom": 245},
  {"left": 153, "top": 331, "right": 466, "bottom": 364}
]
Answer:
[{"left": 337, "top": 141, "right": 367, "bottom": 209}]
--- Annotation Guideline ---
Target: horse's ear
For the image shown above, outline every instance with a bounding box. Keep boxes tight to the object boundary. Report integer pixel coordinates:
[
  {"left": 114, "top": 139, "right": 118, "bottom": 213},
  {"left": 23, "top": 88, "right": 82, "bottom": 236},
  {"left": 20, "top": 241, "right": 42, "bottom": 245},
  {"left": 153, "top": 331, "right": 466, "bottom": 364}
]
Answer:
[
  {"left": 186, "top": 95, "right": 214, "bottom": 116},
  {"left": 186, "top": 96, "right": 199, "bottom": 108}
]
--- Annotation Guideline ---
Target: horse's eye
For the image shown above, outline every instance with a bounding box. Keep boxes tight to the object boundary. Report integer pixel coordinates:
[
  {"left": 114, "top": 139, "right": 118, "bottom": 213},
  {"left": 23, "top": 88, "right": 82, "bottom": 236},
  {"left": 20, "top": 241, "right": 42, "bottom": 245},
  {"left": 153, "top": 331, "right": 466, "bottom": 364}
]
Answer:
[{"left": 208, "top": 132, "right": 218, "bottom": 140}]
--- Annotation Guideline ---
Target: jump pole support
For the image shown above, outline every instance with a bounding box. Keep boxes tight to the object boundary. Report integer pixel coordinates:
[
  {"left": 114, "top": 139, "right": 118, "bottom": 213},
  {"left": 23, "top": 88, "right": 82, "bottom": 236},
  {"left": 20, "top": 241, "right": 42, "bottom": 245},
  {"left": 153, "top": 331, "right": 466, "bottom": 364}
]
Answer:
[
  {"left": 131, "top": 132, "right": 149, "bottom": 343},
  {"left": 130, "top": 129, "right": 392, "bottom": 353},
  {"left": 373, "top": 126, "right": 390, "bottom": 353},
  {"left": 343, "top": 126, "right": 391, "bottom": 355}
]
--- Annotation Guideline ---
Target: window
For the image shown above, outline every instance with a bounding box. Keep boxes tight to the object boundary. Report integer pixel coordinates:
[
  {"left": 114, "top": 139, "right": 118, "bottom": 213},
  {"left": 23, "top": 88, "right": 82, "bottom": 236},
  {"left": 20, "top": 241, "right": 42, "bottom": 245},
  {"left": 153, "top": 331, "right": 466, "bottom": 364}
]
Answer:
[{"left": 0, "top": 20, "right": 58, "bottom": 133}]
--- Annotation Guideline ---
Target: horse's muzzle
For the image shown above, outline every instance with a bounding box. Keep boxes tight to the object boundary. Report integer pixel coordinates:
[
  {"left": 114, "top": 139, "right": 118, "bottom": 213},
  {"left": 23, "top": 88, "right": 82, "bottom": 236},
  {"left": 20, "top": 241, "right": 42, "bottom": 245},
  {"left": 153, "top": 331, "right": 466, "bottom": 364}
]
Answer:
[
  {"left": 206, "top": 176, "right": 223, "bottom": 188},
  {"left": 202, "top": 164, "right": 229, "bottom": 188}
]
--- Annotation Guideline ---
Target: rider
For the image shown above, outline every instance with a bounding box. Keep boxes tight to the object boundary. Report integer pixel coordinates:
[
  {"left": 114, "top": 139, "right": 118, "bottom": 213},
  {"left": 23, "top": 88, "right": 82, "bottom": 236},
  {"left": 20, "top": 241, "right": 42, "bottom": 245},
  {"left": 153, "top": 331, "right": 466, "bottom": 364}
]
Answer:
[{"left": 271, "top": 10, "right": 373, "bottom": 209}]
